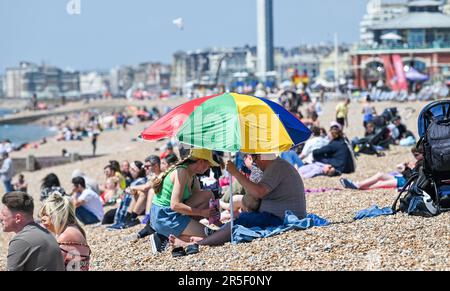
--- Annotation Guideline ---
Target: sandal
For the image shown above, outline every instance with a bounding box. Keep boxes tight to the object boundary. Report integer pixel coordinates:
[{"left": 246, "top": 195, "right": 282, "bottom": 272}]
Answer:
[
  {"left": 185, "top": 244, "right": 200, "bottom": 256},
  {"left": 171, "top": 247, "right": 186, "bottom": 258}
]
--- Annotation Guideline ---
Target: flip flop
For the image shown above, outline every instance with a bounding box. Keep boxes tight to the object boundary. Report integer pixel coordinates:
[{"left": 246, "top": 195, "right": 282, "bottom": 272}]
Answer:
[
  {"left": 171, "top": 247, "right": 186, "bottom": 258},
  {"left": 185, "top": 244, "right": 199, "bottom": 256}
]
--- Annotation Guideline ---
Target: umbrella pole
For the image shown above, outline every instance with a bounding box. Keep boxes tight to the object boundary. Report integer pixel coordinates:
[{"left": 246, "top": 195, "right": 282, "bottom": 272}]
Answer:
[{"left": 229, "top": 152, "right": 235, "bottom": 245}]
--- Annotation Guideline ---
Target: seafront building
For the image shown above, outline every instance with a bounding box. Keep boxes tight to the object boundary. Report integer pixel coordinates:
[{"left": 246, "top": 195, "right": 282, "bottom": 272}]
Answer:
[{"left": 352, "top": 0, "right": 450, "bottom": 90}]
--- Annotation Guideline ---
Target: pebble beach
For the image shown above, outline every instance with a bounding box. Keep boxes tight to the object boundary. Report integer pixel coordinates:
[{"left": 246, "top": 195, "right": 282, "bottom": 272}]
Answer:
[{"left": 0, "top": 98, "right": 448, "bottom": 271}]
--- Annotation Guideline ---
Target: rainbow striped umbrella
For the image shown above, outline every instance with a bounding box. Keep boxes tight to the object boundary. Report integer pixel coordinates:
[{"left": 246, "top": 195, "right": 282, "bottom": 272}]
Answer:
[{"left": 141, "top": 93, "right": 311, "bottom": 153}]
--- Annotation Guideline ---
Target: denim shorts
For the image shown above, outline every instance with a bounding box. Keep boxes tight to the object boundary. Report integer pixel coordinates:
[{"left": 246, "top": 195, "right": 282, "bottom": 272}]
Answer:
[
  {"left": 235, "top": 212, "right": 283, "bottom": 229},
  {"left": 150, "top": 204, "right": 192, "bottom": 237}
]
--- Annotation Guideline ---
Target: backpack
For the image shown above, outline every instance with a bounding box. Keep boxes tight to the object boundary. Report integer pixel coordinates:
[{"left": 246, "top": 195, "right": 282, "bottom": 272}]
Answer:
[
  {"left": 423, "top": 118, "right": 450, "bottom": 173},
  {"left": 393, "top": 168, "right": 441, "bottom": 218}
]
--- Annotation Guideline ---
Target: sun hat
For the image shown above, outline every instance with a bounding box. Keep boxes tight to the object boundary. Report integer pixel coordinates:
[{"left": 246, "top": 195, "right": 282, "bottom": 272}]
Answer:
[{"left": 189, "top": 149, "right": 219, "bottom": 167}]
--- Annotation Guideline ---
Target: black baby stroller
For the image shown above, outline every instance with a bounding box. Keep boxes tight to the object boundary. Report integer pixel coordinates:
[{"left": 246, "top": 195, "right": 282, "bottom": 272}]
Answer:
[
  {"left": 353, "top": 128, "right": 391, "bottom": 156},
  {"left": 353, "top": 112, "right": 394, "bottom": 156},
  {"left": 392, "top": 100, "right": 450, "bottom": 216}
]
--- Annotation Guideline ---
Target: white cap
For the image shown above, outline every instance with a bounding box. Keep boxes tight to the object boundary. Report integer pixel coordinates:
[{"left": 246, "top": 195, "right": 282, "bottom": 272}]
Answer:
[{"left": 330, "top": 121, "right": 343, "bottom": 130}]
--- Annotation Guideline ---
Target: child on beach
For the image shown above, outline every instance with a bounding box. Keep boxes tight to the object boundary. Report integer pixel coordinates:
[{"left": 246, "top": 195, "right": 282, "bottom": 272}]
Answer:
[{"left": 100, "top": 177, "right": 122, "bottom": 206}]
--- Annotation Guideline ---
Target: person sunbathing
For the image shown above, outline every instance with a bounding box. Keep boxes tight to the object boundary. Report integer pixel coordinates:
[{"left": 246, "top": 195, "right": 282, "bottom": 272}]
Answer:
[
  {"left": 340, "top": 146, "right": 424, "bottom": 191},
  {"left": 298, "top": 162, "right": 341, "bottom": 179}
]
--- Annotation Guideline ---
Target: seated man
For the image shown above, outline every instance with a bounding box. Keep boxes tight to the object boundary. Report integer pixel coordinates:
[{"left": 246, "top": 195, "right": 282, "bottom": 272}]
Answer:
[
  {"left": 169, "top": 154, "right": 306, "bottom": 249},
  {"left": 71, "top": 177, "right": 104, "bottom": 225},
  {"left": 1, "top": 191, "right": 64, "bottom": 271},
  {"left": 298, "top": 162, "right": 340, "bottom": 179}
]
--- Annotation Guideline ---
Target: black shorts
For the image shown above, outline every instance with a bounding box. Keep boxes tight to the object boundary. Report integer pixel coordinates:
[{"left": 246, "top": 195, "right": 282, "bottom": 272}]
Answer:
[{"left": 336, "top": 117, "right": 345, "bottom": 127}]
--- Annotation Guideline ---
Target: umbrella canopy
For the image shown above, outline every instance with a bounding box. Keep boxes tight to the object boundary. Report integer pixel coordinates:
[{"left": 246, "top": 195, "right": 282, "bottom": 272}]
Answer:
[
  {"left": 141, "top": 93, "right": 311, "bottom": 153},
  {"left": 381, "top": 32, "right": 402, "bottom": 41},
  {"left": 405, "top": 67, "right": 429, "bottom": 82}
]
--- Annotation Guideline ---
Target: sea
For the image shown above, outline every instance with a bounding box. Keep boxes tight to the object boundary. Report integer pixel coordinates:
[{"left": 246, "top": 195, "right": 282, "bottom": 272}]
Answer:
[{"left": 0, "top": 108, "right": 57, "bottom": 145}]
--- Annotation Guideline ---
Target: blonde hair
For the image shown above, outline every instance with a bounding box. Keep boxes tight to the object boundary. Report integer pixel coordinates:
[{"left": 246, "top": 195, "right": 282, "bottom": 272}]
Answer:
[
  {"left": 39, "top": 192, "right": 85, "bottom": 237},
  {"left": 106, "top": 177, "right": 119, "bottom": 188}
]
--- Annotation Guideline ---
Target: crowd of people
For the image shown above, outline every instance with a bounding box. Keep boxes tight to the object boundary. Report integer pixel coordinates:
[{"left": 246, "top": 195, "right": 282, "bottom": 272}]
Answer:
[{"left": 0, "top": 92, "right": 427, "bottom": 271}]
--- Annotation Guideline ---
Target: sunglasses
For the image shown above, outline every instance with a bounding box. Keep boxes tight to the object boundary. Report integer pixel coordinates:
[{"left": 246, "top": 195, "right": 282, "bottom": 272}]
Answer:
[{"left": 143, "top": 164, "right": 157, "bottom": 169}]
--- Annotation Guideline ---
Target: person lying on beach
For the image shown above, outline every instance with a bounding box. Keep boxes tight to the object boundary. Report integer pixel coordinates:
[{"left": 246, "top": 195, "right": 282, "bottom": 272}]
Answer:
[
  {"left": 340, "top": 146, "right": 424, "bottom": 191},
  {"left": 168, "top": 153, "right": 306, "bottom": 254},
  {"left": 149, "top": 149, "right": 218, "bottom": 253},
  {"left": 39, "top": 193, "right": 91, "bottom": 271},
  {"left": 298, "top": 162, "right": 341, "bottom": 179}
]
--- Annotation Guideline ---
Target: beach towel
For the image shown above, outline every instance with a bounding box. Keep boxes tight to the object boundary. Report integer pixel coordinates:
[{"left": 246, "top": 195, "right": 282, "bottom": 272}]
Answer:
[
  {"left": 354, "top": 205, "right": 394, "bottom": 220},
  {"left": 305, "top": 187, "right": 342, "bottom": 194},
  {"left": 232, "top": 211, "right": 329, "bottom": 244}
]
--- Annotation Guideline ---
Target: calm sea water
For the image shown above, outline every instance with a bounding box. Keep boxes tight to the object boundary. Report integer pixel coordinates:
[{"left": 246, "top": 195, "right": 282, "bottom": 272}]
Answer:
[
  {"left": 0, "top": 108, "right": 56, "bottom": 144},
  {"left": 0, "top": 108, "right": 13, "bottom": 117}
]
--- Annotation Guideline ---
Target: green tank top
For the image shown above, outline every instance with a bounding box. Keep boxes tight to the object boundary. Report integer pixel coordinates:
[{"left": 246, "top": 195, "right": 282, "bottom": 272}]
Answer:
[{"left": 153, "top": 165, "right": 193, "bottom": 207}]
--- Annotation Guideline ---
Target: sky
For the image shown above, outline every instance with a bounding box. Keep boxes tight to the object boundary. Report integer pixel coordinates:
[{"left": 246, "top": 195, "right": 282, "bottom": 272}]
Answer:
[{"left": 0, "top": 0, "right": 369, "bottom": 73}]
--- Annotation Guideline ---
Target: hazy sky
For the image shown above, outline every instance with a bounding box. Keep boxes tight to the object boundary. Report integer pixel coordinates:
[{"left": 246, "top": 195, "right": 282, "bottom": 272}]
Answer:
[{"left": 0, "top": 0, "right": 369, "bottom": 73}]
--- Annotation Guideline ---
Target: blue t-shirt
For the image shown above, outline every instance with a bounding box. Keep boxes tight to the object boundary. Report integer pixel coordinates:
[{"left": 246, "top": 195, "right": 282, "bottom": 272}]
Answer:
[{"left": 363, "top": 106, "right": 374, "bottom": 122}]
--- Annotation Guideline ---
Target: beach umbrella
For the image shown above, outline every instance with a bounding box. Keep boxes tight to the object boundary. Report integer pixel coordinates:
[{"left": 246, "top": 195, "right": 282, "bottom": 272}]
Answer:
[
  {"left": 141, "top": 93, "right": 311, "bottom": 153},
  {"left": 141, "top": 93, "right": 312, "bottom": 243}
]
